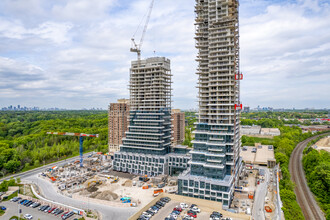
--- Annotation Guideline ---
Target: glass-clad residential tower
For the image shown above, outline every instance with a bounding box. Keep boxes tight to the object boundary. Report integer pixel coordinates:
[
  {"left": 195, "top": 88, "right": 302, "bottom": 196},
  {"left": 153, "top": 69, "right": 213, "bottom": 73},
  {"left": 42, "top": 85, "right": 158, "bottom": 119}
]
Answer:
[
  {"left": 178, "top": 0, "right": 242, "bottom": 209},
  {"left": 113, "top": 57, "right": 172, "bottom": 176}
]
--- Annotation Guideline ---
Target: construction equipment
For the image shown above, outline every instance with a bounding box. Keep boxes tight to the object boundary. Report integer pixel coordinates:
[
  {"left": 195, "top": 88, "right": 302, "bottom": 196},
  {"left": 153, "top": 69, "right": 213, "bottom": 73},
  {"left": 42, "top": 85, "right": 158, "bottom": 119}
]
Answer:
[
  {"left": 130, "top": 0, "right": 154, "bottom": 60},
  {"left": 139, "top": 175, "right": 149, "bottom": 182},
  {"left": 153, "top": 189, "right": 163, "bottom": 196},
  {"left": 47, "top": 132, "right": 99, "bottom": 167},
  {"left": 88, "top": 180, "right": 102, "bottom": 187},
  {"left": 265, "top": 205, "right": 273, "bottom": 213},
  {"left": 111, "top": 177, "right": 119, "bottom": 183}
]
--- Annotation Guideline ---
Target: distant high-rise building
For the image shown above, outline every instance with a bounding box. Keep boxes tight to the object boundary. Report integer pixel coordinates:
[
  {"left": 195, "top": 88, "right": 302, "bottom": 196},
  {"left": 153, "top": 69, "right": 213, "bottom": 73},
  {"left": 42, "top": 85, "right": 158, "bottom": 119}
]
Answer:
[
  {"left": 243, "top": 106, "right": 250, "bottom": 113},
  {"left": 178, "top": 0, "right": 242, "bottom": 209},
  {"left": 113, "top": 57, "right": 172, "bottom": 176},
  {"left": 108, "top": 99, "right": 129, "bottom": 153},
  {"left": 172, "top": 109, "right": 185, "bottom": 146}
]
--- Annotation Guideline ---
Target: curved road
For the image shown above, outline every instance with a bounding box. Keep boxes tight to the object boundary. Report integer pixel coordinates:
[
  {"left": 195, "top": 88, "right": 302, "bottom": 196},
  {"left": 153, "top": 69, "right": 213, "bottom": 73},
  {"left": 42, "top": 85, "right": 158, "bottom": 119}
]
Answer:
[
  {"left": 289, "top": 133, "right": 329, "bottom": 220},
  {"left": 24, "top": 174, "right": 136, "bottom": 219},
  {"left": 0, "top": 155, "right": 137, "bottom": 220}
]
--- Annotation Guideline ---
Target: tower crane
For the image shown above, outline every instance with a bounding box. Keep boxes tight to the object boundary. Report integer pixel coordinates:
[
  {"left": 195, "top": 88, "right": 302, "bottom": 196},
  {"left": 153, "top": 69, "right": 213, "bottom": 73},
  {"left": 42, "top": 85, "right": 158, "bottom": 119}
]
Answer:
[
  {"left": 130, "top": 0, "right": 154, "bottom": 60},
  {"left": 47, "top": 132, "right": 99, "bottom": 167}
]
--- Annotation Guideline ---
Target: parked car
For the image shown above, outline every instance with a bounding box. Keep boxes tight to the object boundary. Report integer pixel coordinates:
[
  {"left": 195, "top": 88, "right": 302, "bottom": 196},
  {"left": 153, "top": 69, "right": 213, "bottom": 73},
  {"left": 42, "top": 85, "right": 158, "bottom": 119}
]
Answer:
[
  {"left": 51, "top": 208, "right": 59, "bottom": 214},
  {"left": 40, "top": 205, "right": 50, "bottom": 211},
  {"left": 24, "top": 214, "right": 33, "bottom": 220},
  {"left": 31, "top": 203, "right": 41, "bottom": 208},
  {"left": 145, "top": 210, "right": 154, "bottom": 216},
  {"left": 161, "top": 197, "right": 171, "bottom": 202},
  {"left": 180, "top": 203, "right": 188, "bottom": 209},
  {"left": 44, "top": 206, "right": 52, "bottom": 212},
  {"left": 62, "top": 211, "right": 74, "bottom": 220},
  {"left": 183, "top": 214, "right": 194, "bottom": 220},
  {"left": 20, "top": 199, "right": 27, "bottom": 205},
  {"left": 188, "top": 210, "right": 197, "bottom": 218},
  {"left": 168, "top": 214, "right": 178, "bottom": 219},
  {"left": 156, "top": 201, "right": 165, "bottom": 206},
  {"left": 172, "top": 210, "right": 180, "bottom": 215},
  {"left": 0, "top": 206, "right": 6, "bottom": 210},
  {"left": 148, "top": 208, "right": 157, "bottom": 214},
  {"left": 11, "top": 197, "right": 19, "bottom": 202},
  {"left": 142, "top": 212, "right": 152, "bottom": 218},
  {"left": 55, "top": 209, "right": 64, "bottom": 216},
  {"left": 190, "top": 206, "right": 200, "bottom": 213},
  {"left": 25, "top": 201, "right": 33, "bottom": 206},
  {"left": 173, "top": 207, "right": 182, "bottom": 212}
]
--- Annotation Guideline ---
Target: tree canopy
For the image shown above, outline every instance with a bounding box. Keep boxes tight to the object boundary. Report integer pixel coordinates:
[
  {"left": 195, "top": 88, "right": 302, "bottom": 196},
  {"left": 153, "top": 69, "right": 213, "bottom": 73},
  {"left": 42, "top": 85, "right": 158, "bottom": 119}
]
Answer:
[{"left": 0, "top": 111, "right": 108, "bottom": 175}]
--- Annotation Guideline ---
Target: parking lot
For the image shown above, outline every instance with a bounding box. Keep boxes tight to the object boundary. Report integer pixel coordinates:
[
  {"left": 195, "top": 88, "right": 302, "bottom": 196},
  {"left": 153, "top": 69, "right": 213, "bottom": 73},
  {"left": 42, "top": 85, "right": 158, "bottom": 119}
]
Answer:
[
  {"left": 1, "top": 199, "right": 80, "bottom": 220},
  {"left": 153, "top": 201, "right": 180, "bottom": 219},
  {"left": 131, "top": 193, "right": 251, "bottom": 220}
]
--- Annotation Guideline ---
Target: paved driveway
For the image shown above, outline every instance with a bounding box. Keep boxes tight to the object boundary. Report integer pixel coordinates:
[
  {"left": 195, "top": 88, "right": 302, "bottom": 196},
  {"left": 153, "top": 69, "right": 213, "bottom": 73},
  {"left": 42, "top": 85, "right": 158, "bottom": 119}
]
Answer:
[{"left": 252, "top": 168, "right": 270, "bottom": 220}]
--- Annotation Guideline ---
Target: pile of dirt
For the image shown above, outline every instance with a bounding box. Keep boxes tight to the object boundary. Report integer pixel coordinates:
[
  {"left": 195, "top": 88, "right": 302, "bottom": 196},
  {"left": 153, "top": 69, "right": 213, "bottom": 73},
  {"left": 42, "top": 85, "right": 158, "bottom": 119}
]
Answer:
[
  {"left": 90, "top": 190, "right": 119, "bottom": 201},
  {"left": 122, "top": 180, "right": 132, "bottom": 187},
  {"left": 79, "top": 190, "right": 90, "bottom": 196},
  {"left": 83, "top": 176, "right": 100, "bottom": 188},
  {"left": 87, "top": 185, "right": 99, "bottom": 193}
]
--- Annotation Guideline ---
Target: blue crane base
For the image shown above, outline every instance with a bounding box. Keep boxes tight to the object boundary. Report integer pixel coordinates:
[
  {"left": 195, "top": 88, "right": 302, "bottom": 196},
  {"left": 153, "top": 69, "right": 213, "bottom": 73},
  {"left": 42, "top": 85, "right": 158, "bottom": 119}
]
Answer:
[{"left": 79, "top": 136, "right": 84, "bottom": 167}]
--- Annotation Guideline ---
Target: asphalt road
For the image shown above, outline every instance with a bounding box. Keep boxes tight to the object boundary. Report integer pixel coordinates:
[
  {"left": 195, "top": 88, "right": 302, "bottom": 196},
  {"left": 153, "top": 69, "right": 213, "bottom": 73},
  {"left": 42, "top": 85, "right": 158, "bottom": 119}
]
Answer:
[
  {"left": 252, "top": 168, "right": 269, "bottom": 220},
  {"left": 289, "top": 133, "right": 329, "bottom": 220},
  {"left": 0, "top": 154, "right": 84, "bottom": 183},
  {"left": 0, "top": 154, "right": 137, "bottom": 220}
]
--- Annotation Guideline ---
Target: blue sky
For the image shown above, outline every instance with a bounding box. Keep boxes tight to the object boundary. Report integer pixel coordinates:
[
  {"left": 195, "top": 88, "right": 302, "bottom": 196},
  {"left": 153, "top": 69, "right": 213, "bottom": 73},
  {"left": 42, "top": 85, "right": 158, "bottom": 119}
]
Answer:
[{"left": 0, "top": 0, "right": 329, "bottom": 110}]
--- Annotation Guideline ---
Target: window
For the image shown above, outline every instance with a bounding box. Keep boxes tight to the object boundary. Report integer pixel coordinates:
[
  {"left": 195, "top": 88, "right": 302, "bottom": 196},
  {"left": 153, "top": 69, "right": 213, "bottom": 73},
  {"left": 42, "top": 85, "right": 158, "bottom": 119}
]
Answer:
[
  {"left": 211, "top": 184, "right": 220, "bottom": 191},
  {"left": 194, "top": 181, "right": 199, "bottom": 188}
]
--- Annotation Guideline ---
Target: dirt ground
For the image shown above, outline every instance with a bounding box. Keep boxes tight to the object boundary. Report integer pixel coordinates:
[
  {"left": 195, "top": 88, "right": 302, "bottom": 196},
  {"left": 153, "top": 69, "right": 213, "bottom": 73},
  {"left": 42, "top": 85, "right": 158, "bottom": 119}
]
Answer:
[
  {"left": 315, "top": 137, "right": 330, "bottom": 152},
  {"left": 75, "top": 176, "right": 166, "bottom": 208}
]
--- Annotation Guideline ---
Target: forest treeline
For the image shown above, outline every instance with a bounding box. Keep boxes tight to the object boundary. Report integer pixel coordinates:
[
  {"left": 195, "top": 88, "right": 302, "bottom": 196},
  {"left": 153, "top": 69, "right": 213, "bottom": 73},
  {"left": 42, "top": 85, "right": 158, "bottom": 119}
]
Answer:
[
  {"left": 303, "top": 137, "right": 330, "bottom": 219},
  {"left": 0, "top": 111, "right": 108, "bottom": 175}
]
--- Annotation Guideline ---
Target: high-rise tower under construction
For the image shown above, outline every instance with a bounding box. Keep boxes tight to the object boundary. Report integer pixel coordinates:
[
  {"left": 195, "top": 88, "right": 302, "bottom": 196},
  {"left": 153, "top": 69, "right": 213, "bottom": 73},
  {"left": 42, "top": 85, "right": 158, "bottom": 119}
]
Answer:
[
  {"left": 113, "top": 57, "right": 172, "bottom": 176},
  {"left": 178, "top": 0, "right": 242, "bottom": 209}
]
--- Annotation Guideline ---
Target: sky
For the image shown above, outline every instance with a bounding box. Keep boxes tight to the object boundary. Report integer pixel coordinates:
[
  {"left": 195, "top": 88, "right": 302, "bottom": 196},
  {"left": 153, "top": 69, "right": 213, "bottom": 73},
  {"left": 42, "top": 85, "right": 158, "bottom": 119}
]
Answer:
[{"left": 0, "top": 0, "right": 329, "bottom": 110}]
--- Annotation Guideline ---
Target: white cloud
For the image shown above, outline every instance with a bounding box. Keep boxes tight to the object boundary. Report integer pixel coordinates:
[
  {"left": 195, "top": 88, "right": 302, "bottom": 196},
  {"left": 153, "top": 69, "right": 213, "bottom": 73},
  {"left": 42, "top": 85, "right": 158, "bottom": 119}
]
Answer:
[{"left": 0, "top": 0, "right": 329, "bottom": 109}]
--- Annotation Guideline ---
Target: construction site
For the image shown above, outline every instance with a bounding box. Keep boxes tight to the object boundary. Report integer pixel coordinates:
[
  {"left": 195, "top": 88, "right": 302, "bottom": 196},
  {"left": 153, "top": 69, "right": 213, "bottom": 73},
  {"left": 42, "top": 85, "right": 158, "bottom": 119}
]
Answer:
[
  {"left": 313, "top": 135, "right": 330, "bottom": 152},
  {"left": 41, "top": 153, "right": 179, "bottom": 209}
]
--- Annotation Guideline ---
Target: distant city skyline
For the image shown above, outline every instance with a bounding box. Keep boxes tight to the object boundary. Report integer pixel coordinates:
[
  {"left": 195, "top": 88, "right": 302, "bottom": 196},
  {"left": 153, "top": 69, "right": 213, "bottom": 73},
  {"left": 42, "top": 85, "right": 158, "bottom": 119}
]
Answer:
[
  {"left": 0, "top": 0, "right": 329, "bottom": 109},
  {"left": 1, "top": 103, "right": 329, "bottom": 112}
]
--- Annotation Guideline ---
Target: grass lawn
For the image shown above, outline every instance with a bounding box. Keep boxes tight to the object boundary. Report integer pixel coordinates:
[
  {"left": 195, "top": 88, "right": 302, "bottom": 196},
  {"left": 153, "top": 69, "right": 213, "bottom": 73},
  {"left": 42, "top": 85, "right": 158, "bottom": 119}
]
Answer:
[{"left": 9, "top": 216, "right": 24, "bottom": 220}]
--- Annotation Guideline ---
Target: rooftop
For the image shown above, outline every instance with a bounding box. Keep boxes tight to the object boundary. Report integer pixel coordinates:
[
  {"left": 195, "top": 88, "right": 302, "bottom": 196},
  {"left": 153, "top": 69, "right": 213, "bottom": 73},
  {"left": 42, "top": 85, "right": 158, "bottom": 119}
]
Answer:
[{"left": 241, "top": 143, "right": 275, "bottom": 165}]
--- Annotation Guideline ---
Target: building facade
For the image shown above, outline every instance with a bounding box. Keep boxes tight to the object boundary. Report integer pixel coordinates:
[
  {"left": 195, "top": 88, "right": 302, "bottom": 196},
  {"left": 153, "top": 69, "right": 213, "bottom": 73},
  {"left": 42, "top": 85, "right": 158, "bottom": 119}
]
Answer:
[
  {"left": 113, "top": 57, "right": 172, "bottom": 176},
  {"left": 178, "top": 0, "right": 242, "bottom": 209},
  {"left": 108, "top": 99, "right": 129, "bottom": 152},
  {"left": 172, "top": 109, "right": 185, "bottom": 146}
]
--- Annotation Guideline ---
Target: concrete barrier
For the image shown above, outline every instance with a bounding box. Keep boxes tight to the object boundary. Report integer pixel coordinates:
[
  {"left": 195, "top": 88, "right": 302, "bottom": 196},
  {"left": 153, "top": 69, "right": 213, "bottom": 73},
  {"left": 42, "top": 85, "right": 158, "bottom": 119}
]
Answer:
[{"left": 129, "top": 193, "right": 252, "bottom": 220}]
